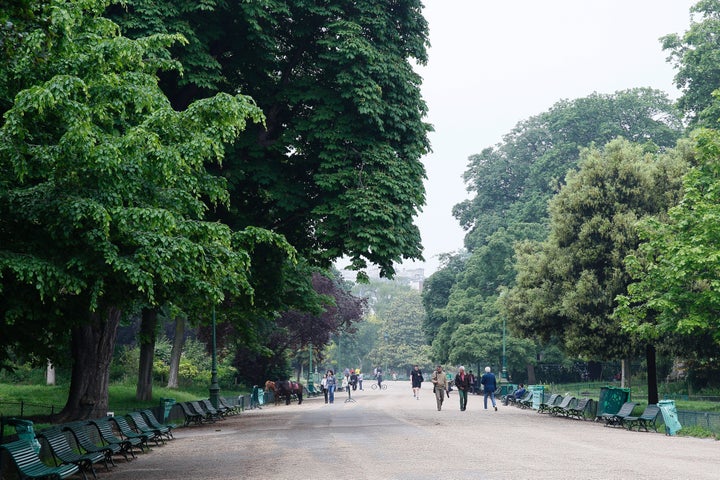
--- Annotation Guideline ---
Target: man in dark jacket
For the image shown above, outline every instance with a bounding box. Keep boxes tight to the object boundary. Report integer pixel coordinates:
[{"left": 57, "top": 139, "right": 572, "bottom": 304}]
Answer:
[
  {"left": 410, "top": 365, "right": 423, "bottom": 399},
  {"left": 454, "top": 366, "right": 471, "bottom": 411},
  {"left": 480, "top": 366, "right": 498, "bottom": 411}
]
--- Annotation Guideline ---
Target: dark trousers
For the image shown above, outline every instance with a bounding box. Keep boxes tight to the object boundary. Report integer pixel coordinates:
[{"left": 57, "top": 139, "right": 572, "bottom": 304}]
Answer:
[{"left": 458, "top": 389, "right": 468, "bottom": 410}]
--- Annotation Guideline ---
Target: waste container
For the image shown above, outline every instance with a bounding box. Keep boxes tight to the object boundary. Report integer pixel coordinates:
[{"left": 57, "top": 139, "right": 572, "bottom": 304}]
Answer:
[
  {"left": 597, "top": 386, "right": 631, "bottom": 418},
  {"left": 658, "top": 399, "right": 682, "bottom": 436},
  {"left": 8, "top": 418, "right": 41, "bottom": 453},
  {"left": 251, "top": 385, "right": 264, "bottom": 409},
  {"left": 530, "top": 385, "right": 544, "bottom": 410},
  {"left": 160, "top": 397, "right": 176, "bottom": 423}
]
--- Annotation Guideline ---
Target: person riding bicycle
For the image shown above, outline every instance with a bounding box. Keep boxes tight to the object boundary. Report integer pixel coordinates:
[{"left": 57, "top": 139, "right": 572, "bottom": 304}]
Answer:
[{"left": 375, "top": 367, "right": 383, "bottom": 388}]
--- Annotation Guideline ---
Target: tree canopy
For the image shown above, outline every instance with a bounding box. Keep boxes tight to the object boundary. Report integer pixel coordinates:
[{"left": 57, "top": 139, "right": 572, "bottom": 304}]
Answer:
[
  {"left": 109, "top": 0, "right": 432, "bottom": 279},
  {"left": 0, "top": 0, "right": 289, "bottom": 418},
  {"left": 506, "top": 138, "right": 689, "bottom": 359},
  {"left": 662, "top": 0, "right": 720, "bottom": 127},
  {"left": 616, "top": 128, "right": 720, "bottom": 347}
]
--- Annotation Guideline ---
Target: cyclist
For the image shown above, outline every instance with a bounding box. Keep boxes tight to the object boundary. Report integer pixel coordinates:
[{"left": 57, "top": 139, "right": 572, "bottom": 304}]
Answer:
[{"left": 376, "top": 366, "right": 383, "bottom": 389}]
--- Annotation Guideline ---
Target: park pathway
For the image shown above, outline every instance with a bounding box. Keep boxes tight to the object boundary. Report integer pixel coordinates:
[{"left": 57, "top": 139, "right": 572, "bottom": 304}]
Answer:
[{"left": 107, "top": 381, "right": 720, "bottom": 480}]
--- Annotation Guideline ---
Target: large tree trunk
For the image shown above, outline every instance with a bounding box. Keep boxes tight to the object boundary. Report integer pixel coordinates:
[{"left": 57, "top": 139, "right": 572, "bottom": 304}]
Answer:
[
  {"left": 621, "top": 358, "right": 631, "bottom": 388},
  {"left": 167, "top": 316, "right": 186, "bottom": 389},
  {"left": 57, "top": 308, "right": 121, "bottom": 422},
  {"left": 136, "top": 308, "right": 158, "bottom": 402},
  {"left": 646, "top": 344, "right": 659, "bottom": 404},
  {"left": 526, "top": 363, "right": 536, "bottom": 385}
]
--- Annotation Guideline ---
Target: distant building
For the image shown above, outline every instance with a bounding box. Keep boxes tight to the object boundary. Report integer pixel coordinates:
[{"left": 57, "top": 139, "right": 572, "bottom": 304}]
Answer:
[{"left": 339, "top": 264, "right": 424, "bottom": 291}]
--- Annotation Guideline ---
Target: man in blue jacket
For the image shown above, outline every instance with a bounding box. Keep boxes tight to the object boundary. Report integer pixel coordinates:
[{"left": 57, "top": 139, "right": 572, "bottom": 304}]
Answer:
[{"left": 480, "top": 366, "right": 498, "bottom": 411}]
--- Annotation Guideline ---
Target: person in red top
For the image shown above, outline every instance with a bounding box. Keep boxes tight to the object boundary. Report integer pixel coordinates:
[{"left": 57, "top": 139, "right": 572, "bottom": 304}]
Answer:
[{"left": 454, "top": 366, "right": 471, "bottom": 411}]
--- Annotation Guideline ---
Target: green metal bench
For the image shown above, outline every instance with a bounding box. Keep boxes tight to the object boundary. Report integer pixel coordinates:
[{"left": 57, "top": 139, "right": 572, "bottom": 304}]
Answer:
[
  {"left": 625, "top": 404, "right": 661, "bottom": 432},
  {"left": 88, "top": 417, "right": 143, "bottom": 459},
  {"left": 565, "top": 398, "right": 595, "bottom": 420},
  {"left": 109, "top": 416, "right": 157, "bottom": 448},
  {"left": 550, "top": 395, "right": 576, "bottom": 416},
  {"left": 36, "top": 427, "right": 106, "bottom": 480},
  {"left": 62, "top": 422, "right": 120, "bottom": 468},
  {"left": 537, "top": 394, "right": 562, "bottom": 414},
  {"left": 126, "top": 412, "right": 167, "bottom": 444},
  {"left": 0, "top": 438, "right": 80, "bottom": 480},
  {"left": 601, "top": 401, "right": 637, "bottom": 427},
  {"left": 140, "top": 409, "right": 177, "bottom": 437},
  {"left": 178, "top": 401, "right": 204, "bottom": 426}
]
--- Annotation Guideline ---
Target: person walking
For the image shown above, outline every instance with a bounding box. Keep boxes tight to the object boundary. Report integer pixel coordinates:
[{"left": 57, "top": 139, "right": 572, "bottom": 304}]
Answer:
[
  {"left": 410, "top": 365, "right": 424, "bottom": 400},
  {"left": 321, "top": 373, "right": 329, "bottom": 404},
  {"left": 431, "top": 365, "right": 448, "bottom": 411},
  {"left": 350, "top": 369, "right": 358, "bottom": 391},
  {"left": 325, "top": 370, "right": 336, "bottom": 404},
  {"left": 454, "top": 366, "right": 471, "bottom": 411},
  {"left": 467, "top": 369, "right": 477, "bottom": 394},
  {"left": 480, "top": 366, "right": 497, "bottom": 411}
]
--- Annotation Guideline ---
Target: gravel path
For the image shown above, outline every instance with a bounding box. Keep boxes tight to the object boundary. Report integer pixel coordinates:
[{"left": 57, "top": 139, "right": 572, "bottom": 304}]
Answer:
[{"left": 106, "top": 382, "right": 719, "bottom": 480}]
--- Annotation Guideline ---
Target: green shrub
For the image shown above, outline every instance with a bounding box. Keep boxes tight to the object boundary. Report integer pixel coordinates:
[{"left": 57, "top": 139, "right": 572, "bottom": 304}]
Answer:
[{"left": 677, "top": 425, "right": 717, "bottom": 439}]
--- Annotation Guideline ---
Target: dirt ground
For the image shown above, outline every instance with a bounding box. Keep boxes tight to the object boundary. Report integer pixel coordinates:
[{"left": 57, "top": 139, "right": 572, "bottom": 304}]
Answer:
[{"left": 103, "top": 381, "right": 719, "bottom": 480}]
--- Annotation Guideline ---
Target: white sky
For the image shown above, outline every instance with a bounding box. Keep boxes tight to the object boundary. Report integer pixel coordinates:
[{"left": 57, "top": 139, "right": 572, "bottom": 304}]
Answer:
[{"left": 405, "top": 0, "right": 697, "bottom": 275}]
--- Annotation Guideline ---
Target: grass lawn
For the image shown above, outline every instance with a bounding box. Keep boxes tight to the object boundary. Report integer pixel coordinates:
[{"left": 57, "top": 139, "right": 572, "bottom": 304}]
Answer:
[{"left": 0, "top": 381, "right": 249, "bottom": 436}]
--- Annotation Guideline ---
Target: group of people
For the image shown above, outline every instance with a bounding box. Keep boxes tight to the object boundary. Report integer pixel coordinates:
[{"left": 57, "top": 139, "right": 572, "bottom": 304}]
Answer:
[
  {"left": 321, "top": 364, "right": 500, "bottom": 411},
  {"left": 419, "top": 365, "right": 498, "bottom": 412},
  {"left": 321, "top": 367, "right": 381, "bottom": 404}
]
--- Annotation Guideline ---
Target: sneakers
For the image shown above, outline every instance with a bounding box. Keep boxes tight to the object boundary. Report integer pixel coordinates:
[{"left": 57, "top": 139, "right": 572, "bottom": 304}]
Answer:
[
  {"left": 494, "top": 405, "right": 498, "bottom": 411},
  {"left": 416, "top": 396, "right": 419, "bottom": 400}
]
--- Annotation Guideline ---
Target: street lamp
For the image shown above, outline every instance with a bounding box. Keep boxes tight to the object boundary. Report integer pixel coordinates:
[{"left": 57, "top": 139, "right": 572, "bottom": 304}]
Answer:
[
  {"left": 209, "top": 304, "right": 220, "bottom": 408},
  {"left": 307, "top": 342, "right": 314, "bottom": 390},
  {"left": 501, "top": 315, "right": 508, "bottom": 382}
]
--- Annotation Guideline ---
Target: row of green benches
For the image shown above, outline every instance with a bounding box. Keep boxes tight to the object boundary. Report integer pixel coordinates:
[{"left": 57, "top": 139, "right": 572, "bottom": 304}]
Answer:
[
  {"left": 175, "top": 398, "right": 241, "bottom": 426},
  {"left": 0, "top": 408, "right": 175, "bottom": 480},
  {"left": 535, "top": 393, "right": 661, "bottom": 431}
]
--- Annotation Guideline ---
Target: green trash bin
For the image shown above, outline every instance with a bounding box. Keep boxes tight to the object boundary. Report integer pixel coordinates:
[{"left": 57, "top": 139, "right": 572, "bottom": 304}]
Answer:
[
  {"left": 658, "top": 399, "right": 682, "bottom": 436},
  {"left": 160, "top": 397, "right": 176, "bottom": 423},
  {"left": 8, "top": 418, "right": 41, "bottom": 453},
  {"left": 251, "top": 385, "right": 264, "bottom": 409},
  {"left": 597, "top": 386, "right": 631, "bottom": 419},
  {"left": 530, "top": 385, "right": 544, "bottom": 410}
]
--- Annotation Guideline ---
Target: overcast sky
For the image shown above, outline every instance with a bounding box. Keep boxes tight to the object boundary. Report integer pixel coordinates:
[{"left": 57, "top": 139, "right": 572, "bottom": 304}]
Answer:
[{"left": 404, "top": 0, "right": 697, "bottom": 275}]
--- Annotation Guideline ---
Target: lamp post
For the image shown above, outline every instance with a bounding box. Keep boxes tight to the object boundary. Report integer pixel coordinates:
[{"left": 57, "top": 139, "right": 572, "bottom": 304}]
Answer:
[
  {"left": 209, "top": 304, "right": 220, "bottom": 408},
  {"left": 308, "top": 342, "right": 314, "bottom": 390},
  {"left": 501, "top": 315, "right": 508, "bottom": 382}
]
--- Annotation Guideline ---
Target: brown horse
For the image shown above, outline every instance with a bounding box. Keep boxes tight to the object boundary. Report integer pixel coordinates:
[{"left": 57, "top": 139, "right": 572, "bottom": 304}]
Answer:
[
  {"left": 264, "top": 380, "right": 281, "bottom": 406},
  {"left": 266, "top": 380, "right": 303, "bottom": 405}
]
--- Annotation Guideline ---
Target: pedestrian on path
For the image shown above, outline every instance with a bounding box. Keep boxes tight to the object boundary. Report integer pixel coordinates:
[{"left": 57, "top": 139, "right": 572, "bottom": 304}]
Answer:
[
  {"left": 410, "top": 365, "right": 424, "bottom": 400},
  {"left": 431, "top": 365, "right": 448, "bottom": 411},
  {"left": 321, "top": 373, "right": 329, "bottom": 404},
  {"left": 480, "top": 366, "right": 497, "bottom": 411},
  {"left": 326, "top": 370, "right": 336, "bottom": 404},
  {"left": 454, "top": 366, "right": 471, "bottom": 411}
]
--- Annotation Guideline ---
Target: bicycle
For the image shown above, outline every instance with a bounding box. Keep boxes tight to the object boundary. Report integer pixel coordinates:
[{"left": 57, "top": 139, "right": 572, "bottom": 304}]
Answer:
[{"left": 371, "top": 383, "right": 387, "bottom": 390}]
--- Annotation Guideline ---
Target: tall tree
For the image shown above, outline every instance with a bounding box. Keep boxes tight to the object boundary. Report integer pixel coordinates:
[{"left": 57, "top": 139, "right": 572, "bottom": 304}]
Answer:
[
  {"left": 506, "top": 138, "right": 689, "bottom": 401},
  {"left": 662, "top": 0, "right": 720, "bottom": 127},
  {"left": 109, "top": 0, "right": 432, "bottom": 278},
  {"left": 453, "top": 88, "right": 683, "bottom": 251},
  {"left": 0, "top": 0, "right": 278, "bottom": 420},
  {"left": 616, "top": 128, "right": 720, "bottom": 373}
]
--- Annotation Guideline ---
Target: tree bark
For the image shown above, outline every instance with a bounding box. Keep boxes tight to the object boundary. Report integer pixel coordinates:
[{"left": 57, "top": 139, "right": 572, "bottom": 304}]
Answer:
[
  {"left": 621, "top": 358, "right": 631, "bottom": 388},
  {"left": 57, "top": 308, "right": 121, "bottom": 422},
  {"left": 646, "top": 344, "right": 659, "bottom": 404},
  {"left": 136, "top": 308, "right": 158, "bottom": 402},
  {"left": 167, "top": 316, "right": 186, "bottom": 389},
  {"left": 526, "top": 363, "right": 536, "bottom": 385}
]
